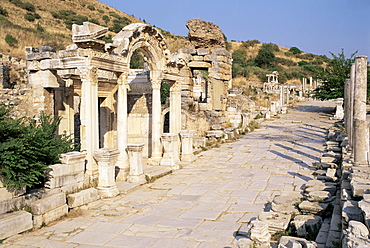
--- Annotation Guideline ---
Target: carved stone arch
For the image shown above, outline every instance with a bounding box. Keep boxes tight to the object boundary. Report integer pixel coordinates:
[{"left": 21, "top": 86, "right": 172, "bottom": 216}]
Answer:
[{"left": 112, "top": 23, "right": 171, "bottom": 72}]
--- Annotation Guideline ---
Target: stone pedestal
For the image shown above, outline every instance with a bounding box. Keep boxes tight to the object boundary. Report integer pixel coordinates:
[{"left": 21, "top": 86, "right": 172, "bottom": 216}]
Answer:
[
  {"left": 161, "top": 133, "right": 180, "bottom": 169},
  {"left": 270, "top": 101, "right": 277, "bottom": 116},
  {"left": 180, "top": 130, "right": 195, "bottom": 162},
  {"left": 94, "top": 148, "right": 120, "bottom": 198},
  {"left": 127, "top": 143, "right": 146, "bottom": 184},
  {"left": 334, "top": 98, "right": 344, "bottom": 119}
]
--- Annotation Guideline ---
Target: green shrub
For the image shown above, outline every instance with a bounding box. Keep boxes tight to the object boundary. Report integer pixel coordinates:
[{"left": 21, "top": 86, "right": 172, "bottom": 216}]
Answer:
[
  {"left": 261, "top": 42, "right": 280, "bottom": 52},
  {"left": 130, "top": 49, "right": 144, "bottom": 69},
  {"left": 35, "top": 23, "right": 44, "bottom": 32},
  {"left": 89, "top": 18, "right": 100, "bottom": 25},
  {"left": 241, "top": 39, "right": 260, "bottom": 48},
  {"left": 298, "top": 61, "right": 309, "bottom": 66},
  {"left": 289, "top": 46, "right": 302, "bottom": 54},
  {"left": 102, "top": 15, "right": 110, "bottom": 24},
  {"left": 5, "top": 34, "right": 18, "bottom": 46},
  {"left": 87, "top": 4, "right": 95, "bottom": 11},
  {"left": 0, "top": 6, "right": 8, "bottom": 16},
  {"left": 21, "top": 2, "right": 35, "bottom": 12},
  {"left": 0, "top": 106, "right": 75, "bottom": 190},
  {"left": 160, "top": 82, "right": 171, "bottom": 104},
  {"left": 51, "top": 12, "right": 59, "bottom": 18},
  {"left": 97, "top": 9, "right": 104, "bottom": 13},
  {"left": 109, "top": 11, "right": 121, "bottom": 19},
  {"left": 24, "top": 12, "right": 35, "bottom": 21}
]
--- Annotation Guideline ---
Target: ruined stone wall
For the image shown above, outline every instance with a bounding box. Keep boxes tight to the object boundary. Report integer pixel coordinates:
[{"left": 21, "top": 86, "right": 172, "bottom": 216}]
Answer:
[{"left": 0, "top": 54, "right": 33, "bottom": 117}]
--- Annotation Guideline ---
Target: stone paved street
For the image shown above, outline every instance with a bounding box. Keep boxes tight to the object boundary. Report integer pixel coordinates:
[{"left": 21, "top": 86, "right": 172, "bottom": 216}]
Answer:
[{"left": 2, "top": 100, "right": 336, "bottom": 248}]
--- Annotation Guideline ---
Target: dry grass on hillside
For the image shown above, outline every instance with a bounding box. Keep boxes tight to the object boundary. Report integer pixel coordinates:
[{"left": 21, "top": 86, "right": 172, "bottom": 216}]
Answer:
[{"left": 0, "top": 0, "right": 185, "bottom": 58}]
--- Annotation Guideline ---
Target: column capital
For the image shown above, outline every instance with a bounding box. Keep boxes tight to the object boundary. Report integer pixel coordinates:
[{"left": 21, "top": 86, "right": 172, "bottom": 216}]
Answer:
[
  {"left": 78, "top": 66, "right": 98, "bottom": 85},
  {"left": 152, "top": 80, "right": 162, "bottom": 90}
]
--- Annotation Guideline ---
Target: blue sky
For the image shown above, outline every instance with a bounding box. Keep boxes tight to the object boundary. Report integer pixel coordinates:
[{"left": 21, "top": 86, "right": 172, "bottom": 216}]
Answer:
[{"left": 99, "top": 0, "right": 369, "bottom": 59}]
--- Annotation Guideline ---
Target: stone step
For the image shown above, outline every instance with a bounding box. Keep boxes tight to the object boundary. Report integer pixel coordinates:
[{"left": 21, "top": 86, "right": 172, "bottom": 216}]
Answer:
[{"left": 0, "top": 211, "right": 33, "bottom": 240}]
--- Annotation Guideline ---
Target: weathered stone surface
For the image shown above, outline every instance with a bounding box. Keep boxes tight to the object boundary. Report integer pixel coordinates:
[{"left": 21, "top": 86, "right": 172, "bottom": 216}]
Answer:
[
  {"left": 0, "top": 211, "right": 33, "bottom": 240},
  {"left": 249, "top": 220, "right": 271, "bottom": 244},
  {"left": 187, "top": 61, "right": 211, "bottom": 68},
  {"left": 308, "top": 190, "right": 331, "bottom": 202},
  {"left": 292, "top": 215, "right": 322, "bottom": 237},
  {"left": 67, "top": 188, "right": 100, "bottom": 208},
  {"left": 186, "top": 19, "right": 225, "bottom": 49},
  {"left": 278, "top": 236, "right": 317, "bottom": 248},
  {"left": 298, "top": 201, "right": 328, "bottom": 215},
  {"left": 30, "top": 192, "right": 66, "bottom": 215},
  {"left": 33, "top": 204, "right": 68, "bottom": 228},
  {"left": 342, "top": 200, "right": 364, "bottom": 224},
  {"left": 258, "top": 212, "right": 291, "bottom": 234}
]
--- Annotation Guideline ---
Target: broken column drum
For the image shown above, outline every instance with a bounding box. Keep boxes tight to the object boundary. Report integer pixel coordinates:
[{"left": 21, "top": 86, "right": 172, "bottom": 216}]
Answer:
[
  {"left": 160, "top": 133, "right": 180, "bottom": 169},
  {"left": 180, "top": 130, "right": 195, "bottom": 162}
]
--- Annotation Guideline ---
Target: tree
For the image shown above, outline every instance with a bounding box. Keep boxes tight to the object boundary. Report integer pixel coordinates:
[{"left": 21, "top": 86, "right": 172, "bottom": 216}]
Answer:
[
  {"left": 313, "top": 49, "right": 357, "bottom": 100},
  {"left": 0, "top": 106, "right": 75, "bottom": 190},
  {"left": 254, "top": 48, "right": 276, "bottom": 68},
  {"left": 289, "top": 47, "right": 302, "bottom": 54}
]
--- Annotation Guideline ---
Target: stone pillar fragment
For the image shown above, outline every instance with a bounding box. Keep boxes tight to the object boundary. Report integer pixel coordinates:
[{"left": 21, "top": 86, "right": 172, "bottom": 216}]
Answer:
[
  {"left": 94, "top": 148, "right": 120, "bottom": 198},
  {"left": 127, "top": 143, "right": 146, "bottom": 184},
  {"left": 279, "top": 86, "right": 284, "bottom": 106},
  {"left": 349, "top": 63, "right": 356, "bottom": 149},
  {"left": 160, "top": 133, "right": 180, "bottom": 169},
  {"left": 353, "top": 56, "right": 369, "bottom": 166},
  {"left": 180, "top": 130, "right": 195, "bottom": 162}
]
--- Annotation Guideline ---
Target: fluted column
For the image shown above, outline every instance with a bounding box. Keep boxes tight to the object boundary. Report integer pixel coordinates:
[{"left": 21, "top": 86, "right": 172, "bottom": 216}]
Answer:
[
  {"left": 349, "top": 63, "right": 356, "bottom": 149},
  {"left": 115, "top": 72, "right": 129, "bottom": 181},
  {"left": 79, "top": 66, "right": 99, "bottom": 180},
  {"left": 353, "top": 56, "right": 369, "bottom": 166}
]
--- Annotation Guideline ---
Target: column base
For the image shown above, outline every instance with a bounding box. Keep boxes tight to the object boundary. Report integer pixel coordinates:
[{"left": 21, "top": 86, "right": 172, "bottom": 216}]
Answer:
[
  {"left": 148, "top": 156, "right": 161, "bottom": 166},
  {"left": 97, "top": 186, "right": 119, "bottom": 198},
  {"left": 181, "top": 154, "right": 195, "bottom": 163},
  {"left": 115, "top": 154, "right": 129, "bottom": 182},
  {"left": 127, "top": 174, "right": 146, "bottom": 184}
]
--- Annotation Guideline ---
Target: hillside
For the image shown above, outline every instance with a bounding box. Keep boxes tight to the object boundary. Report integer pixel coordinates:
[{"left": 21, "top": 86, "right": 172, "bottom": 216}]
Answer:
[
  {"left": 228, "top": 40, "right": 329, "bottom": 86},
  {"left": 0, "top": 0, "right": 186, "bottom": 58}
]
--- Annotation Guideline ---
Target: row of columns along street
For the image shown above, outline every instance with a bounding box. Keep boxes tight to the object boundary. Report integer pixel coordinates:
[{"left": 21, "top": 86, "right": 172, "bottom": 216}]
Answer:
[{"left": 3, "top": 99, "right": 337, "bottom": 247}]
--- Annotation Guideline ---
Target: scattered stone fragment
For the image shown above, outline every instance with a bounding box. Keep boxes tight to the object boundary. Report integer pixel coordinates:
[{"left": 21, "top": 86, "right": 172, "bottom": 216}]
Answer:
[
  {"left": 278, "top": 236, "right": 317, "bottom": 248},
  {"left": 258, "top": 212, "right": 291, "bottom": 234},
  {"left": 249, "top": 220, "right": 271, "bottom": 245},
  {"left": 342, "top": 200, "right": 364, "bottom": 224},
  {"left": 298, "top": 201, "right": 328, "bottom": 215},
  {"left": 308, "top": 190, "right": 331, "bottom": 202},
  {"left": 292, "top": 214, "right": 322, "bottom": 237}
]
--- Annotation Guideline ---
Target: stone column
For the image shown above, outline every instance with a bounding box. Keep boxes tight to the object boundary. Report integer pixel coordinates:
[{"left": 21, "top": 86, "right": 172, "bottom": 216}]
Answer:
[
  {"left": 160, "top": 133, "right": 180, "bottom": 169},
  {"left": 170, "top": 81, "right": 182, "bottom": 134},
  {"left": 115, "top": 73, "right": 129, "bottom": 181},
  {"left": 94, "top": 148, "right": 120, "bottom": 198},
  {"left": 353, "top": 56, "right": 369, "bottom": 166},
  {"left": 279, "top": 86, "right": 284, "bottom": 106},
  {"left": 149, "top": 77, "right": 163, "bottom": 165},
  {"left": 127, "top": 143, "right": 146, "bottom": 184},
  {"left": 309, "top": 77, "right": 313, "bottom": 89},
  {"left": 302, "top": 78, "right": 306, "bottom": 93},
  {"left": 285, "top": 87, "right": 289, "bottom": 105},
  {"left": 344, "top": 79, "right": 351, "bottom": 138},
  {"left": 349, "top": 63, "right": 356, "bottom": 149},
  {"left": 180, "top": 130, "right": 195, "bottom": 162},
  {"left": 79, "top": 67, "right": 99, "bottom": 180},
  {"left": 170, "top": 81, "right": 182, "bottom": 162}
]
